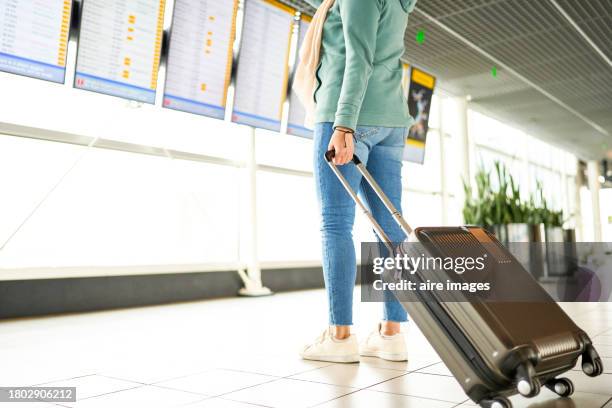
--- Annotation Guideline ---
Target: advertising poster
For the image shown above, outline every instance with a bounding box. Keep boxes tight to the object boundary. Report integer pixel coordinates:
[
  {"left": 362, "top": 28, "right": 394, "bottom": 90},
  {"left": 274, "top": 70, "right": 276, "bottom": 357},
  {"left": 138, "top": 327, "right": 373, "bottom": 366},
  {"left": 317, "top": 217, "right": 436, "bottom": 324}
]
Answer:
[{"left": 404, "top": 67, "right": 436, "bottom": 164}]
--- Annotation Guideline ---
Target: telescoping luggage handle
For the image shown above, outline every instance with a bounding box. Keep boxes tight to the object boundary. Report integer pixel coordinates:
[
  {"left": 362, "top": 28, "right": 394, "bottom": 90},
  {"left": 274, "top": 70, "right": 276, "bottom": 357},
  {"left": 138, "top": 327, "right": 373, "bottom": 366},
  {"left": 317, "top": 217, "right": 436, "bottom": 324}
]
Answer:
[{"left": 324, "top": 151, "right": 413, "bottom": 246}]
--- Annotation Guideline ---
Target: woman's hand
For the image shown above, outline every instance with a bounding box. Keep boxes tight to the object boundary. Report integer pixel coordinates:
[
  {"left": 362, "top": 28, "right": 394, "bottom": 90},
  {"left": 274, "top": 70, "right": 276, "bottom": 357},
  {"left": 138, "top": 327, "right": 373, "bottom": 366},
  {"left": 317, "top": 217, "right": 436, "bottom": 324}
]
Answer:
[{"left": 327, "top": 127, "right": 355, "bottom": 165}]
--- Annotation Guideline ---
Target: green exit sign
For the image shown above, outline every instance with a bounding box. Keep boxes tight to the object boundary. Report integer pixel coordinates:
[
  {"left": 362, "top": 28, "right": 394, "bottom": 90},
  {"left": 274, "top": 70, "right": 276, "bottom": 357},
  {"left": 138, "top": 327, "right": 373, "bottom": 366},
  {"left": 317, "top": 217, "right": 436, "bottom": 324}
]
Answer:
[{"left": 416, "top": 30, "right": 425, "bottom": 44}]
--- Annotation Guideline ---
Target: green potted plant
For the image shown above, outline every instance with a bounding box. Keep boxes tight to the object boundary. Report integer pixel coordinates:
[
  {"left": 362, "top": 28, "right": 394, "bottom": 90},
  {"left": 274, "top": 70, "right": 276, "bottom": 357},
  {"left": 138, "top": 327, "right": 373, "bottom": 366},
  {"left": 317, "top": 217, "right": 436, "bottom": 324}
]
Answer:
[
  {"left": 464, "top": 162, "right": 536, "bottom": 244},
  {"left": 463, "top": 162, "right": 544, "bottom": 274},
  {"left": 503, "top": 164, "right": 537, "bottom": 243},
  {"left": 463, "top": 168, "right": 494, "bottom": 229},
  {"left": 463, "top": 161, "right": 578, "bottom": 279}
]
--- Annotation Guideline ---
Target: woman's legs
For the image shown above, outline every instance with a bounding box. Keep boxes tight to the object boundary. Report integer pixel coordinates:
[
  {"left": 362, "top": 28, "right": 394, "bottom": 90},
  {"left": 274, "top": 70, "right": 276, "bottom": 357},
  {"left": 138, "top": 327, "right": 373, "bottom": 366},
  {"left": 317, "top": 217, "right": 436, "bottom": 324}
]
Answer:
[
  {"left": 361, "top": 127, "right": 409, "bottom": 330},
  {"left": 313, "top": 123, "right": 407, "bottom": 338},
  {"left": 313, "top": 123, "right": 367, "bottom": 335}
]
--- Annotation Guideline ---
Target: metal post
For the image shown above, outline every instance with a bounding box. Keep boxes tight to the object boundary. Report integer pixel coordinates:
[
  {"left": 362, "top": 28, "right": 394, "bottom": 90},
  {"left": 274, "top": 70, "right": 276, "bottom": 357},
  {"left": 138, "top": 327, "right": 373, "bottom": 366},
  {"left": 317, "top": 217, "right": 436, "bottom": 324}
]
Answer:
[
  {"left": 574, "top": 161, "right": 584, "bottom": 241},
  {"left": 238, "top": 127, "right": 272, "bottom": 296},
  {"left": 587, "top": 160, "right": 603, "bottom": 242},
  {"left": 438, "top": 97, "right": 449, "bottom": 225},
  {"left": 559, "top": 155, "right": 571, "bottom": 229},
  {"left": 519, "top": 135, "right": 530, "bottom": 202},
  {"left": 455, "top": 96, "right": 472, "bottom": 222}
]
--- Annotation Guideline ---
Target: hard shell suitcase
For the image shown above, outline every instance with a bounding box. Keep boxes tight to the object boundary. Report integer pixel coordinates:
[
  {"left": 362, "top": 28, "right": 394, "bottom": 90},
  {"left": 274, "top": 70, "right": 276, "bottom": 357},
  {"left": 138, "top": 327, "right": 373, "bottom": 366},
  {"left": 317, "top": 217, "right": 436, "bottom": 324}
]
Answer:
[{"left": 324, "top": 151, "right": 604, "bottom": 408}]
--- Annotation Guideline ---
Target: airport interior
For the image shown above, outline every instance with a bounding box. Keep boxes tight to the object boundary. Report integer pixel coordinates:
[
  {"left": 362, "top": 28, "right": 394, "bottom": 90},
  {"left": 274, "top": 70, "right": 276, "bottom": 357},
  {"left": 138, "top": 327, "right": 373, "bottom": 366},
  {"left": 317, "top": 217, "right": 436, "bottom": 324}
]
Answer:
[{"left": 1, "top": 0, "right": 612, "bottom": 407}]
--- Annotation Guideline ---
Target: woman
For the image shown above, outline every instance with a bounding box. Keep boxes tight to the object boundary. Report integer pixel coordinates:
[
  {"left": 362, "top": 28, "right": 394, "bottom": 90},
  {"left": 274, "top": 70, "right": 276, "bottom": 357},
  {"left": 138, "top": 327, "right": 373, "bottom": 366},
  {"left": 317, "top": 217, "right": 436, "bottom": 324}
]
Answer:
[{"left": 300, "top": 0, "right": 417, "bottom": 363}]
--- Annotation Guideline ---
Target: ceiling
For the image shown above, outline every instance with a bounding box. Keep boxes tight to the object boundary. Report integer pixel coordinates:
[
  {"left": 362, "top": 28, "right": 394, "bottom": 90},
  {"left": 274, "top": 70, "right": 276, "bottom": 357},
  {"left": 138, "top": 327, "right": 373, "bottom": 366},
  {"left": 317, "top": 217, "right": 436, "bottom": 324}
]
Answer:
[{"left": 280, "top": 0, "right": 612, "bottom": 160}]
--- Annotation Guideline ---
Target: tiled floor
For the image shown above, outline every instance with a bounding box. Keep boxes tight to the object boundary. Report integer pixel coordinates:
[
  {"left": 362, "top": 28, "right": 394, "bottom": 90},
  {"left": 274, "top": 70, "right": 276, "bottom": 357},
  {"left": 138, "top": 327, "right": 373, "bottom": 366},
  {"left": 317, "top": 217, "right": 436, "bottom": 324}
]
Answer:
[{"left": 1, "top": 288, "right": 611, "bottom": 408}]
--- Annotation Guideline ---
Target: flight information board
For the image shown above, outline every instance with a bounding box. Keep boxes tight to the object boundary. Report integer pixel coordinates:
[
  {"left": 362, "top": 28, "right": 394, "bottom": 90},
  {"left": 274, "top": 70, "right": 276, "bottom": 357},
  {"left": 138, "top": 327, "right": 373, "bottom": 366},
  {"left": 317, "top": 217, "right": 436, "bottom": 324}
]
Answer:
[
  {"left": 163, "top": 0, "right": 238, "bottom": 119},
  {"left": 231, "top": 0, "right": 295, "bottom": 132},
  {"left": 0, "top": 0, "right": 72, "bottom": 83},
  {"left": 74, "top": 0, "right": 166, "bottom": 104},
  {"left": 287, "top": 15, "right": 312, "bottom": 138}
]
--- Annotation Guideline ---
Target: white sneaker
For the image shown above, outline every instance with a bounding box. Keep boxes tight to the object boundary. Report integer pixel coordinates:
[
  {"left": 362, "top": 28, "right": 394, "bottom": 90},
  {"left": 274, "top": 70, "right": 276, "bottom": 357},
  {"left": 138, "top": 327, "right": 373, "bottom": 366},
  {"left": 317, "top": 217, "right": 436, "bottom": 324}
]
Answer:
[
  {"left": 360, "top": 323, "right": 408, "bottom": 361},
  {"left": 300, "top": 328, "right": 360, "bottom": 363}
]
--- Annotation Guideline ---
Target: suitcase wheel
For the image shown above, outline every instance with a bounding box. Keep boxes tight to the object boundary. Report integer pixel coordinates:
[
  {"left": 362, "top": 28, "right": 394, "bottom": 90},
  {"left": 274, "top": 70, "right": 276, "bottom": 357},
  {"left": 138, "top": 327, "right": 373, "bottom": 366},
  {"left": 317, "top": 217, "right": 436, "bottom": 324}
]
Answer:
[
  {"left": 479, "top": 396, "right": 512, "bottom": 408},
  {"left": 545, "top": 377, "right": 574, "bottom": 398},
  {"left": 582, "top": 359, "right": 604, "bottom": 377},
  {"left": 582, "top": 344, "right": 604, "bottom": 377},
  {"left": 515, "top": 361, "right": 541, "bottom": 398}
]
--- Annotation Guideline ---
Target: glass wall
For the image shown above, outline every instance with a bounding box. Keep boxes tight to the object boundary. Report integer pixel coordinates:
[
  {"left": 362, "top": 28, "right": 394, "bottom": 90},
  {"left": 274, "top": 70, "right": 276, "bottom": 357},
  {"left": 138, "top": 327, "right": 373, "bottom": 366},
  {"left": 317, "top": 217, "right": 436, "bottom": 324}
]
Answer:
[
  {"left": 0, "top": 88, "right": 583, "bottom": 276},
  {"left": 0, "top": 88, "right": 583, "bottom": 275}
]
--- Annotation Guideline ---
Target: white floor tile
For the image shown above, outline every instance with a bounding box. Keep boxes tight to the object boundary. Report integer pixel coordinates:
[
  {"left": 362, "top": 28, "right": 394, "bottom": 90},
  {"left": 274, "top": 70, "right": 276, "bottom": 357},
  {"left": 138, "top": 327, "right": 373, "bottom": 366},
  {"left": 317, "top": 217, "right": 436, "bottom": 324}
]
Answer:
[
  {"left": 417, "top": 362, "right": 453, "bottom": 377},
  {"left": 369, "top": 372, "right": 467, "bottom": 403},
  {"left": 222, "top": 378, "right": 354, "bottom": 408},
  {"left": 564, "top": 371, "right": 612, "bottom": 396},
  {"left": 358, "top": 355, "right": 439, "bottom": 371},
  {"left": 593, "top": 336, "right": 612, "bottom": 346},
  {"left": 0, "top": 362, "right": 96, "bottom": 388},
  {"left": 39, "top": 375, "right": 141, "bottom": 401},
  {"left": 584, "top": 326, "right": 612, "bottom": 338},
  {"left": 155, "top": 369, "right": 277, "bottom": 396},
  {"left": 453, "top": 400, "right": 477, "bottom": 406},
  {"left": 456, "top": 390, "right": 612, "bottom": 407},
  {"left": 509, "top": 389, "right": 612, "bottom": 408},
  {"left": 290, "top": 363, "right": 405, "bottom": 388},
  {"left": 316, "top": 389, "right": 455, "bottom": 407},
  {"left": 3, "top": 292, "right": 612, "bottom": 407},
  {"left": 65, "top": 385, "right": 205, "bottom": 408},
  {"left": 98, "top": 359, "right": 211, "bottom": 384},
  {"left": 593, "top": 345, "right": 612, "bottom": 358},
  {"left": 576, "top": 315, "right": 612, "bottom": 325},
  {"left": 457, "top": 390, "right": 609, "bottom": 408},
  {"left": 212, "top": 354, "right": 330, "bottom": 377},
  {"left": 185, "top": 397, "right": 266, "bottom": 407}
]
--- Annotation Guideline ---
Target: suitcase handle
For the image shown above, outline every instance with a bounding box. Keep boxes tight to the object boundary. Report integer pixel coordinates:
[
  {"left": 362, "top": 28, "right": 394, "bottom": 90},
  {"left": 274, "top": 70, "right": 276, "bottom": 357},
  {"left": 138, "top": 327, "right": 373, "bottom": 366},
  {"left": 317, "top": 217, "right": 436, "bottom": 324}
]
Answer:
[
  {"left": 324, "top": 150, "right": 363, "bottom": 165},
  {"left": 324, "top": 150, "right": 413, "bottom": 245}
]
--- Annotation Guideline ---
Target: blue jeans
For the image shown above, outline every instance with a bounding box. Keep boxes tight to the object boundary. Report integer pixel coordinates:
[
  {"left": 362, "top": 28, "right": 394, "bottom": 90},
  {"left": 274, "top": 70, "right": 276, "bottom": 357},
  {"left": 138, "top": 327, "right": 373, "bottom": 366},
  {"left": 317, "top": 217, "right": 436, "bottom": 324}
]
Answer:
[{"left": 313, "top": 122, "right": 409, "bottom": 326}]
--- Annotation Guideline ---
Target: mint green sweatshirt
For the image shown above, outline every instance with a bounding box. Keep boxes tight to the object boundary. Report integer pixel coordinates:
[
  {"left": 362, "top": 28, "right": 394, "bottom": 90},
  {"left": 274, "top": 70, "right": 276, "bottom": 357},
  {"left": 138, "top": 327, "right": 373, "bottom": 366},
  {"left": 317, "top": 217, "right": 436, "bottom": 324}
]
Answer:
[{"left": 305, "top": 0, "right": 417, "bottom": 131}]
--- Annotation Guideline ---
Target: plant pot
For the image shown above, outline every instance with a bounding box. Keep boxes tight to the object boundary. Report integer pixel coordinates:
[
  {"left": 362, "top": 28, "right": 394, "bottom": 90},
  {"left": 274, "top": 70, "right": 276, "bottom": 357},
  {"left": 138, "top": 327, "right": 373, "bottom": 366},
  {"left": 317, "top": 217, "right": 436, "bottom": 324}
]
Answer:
[
  {"left": 543, "top": 226, "right": 572, "bottom": 279},
  {"left": 528, "top": 224, "right": 546, "bottom": 279},
  {"left": 529, "top": 224, "right": 544, "bottom": 243},
  {"left": 563, "top": 229, "right": 576, "bottom": 243},
  {"left": 505, "top": 223, "right": 531, "bottom": 271},
  {"left": 507, "top": 223, "right": 531, "bottom": 242},
  {"left": 545, "top": 226, "right": 564, "bottom": 243},
  {"left": 563, "top": 228, "right": 578, "bottom": 275},
  {"left": 488, "top": 225, "right": 508, "bottom": 245}
]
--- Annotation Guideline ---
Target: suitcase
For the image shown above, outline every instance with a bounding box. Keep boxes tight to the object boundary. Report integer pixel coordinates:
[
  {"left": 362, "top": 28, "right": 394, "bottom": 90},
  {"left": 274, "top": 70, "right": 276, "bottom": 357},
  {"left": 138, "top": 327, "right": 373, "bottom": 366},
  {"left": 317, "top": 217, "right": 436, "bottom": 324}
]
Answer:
[{"left": 324, "top": 151, "right": 604, "bottom": 408}]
